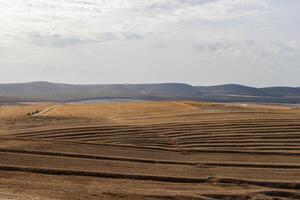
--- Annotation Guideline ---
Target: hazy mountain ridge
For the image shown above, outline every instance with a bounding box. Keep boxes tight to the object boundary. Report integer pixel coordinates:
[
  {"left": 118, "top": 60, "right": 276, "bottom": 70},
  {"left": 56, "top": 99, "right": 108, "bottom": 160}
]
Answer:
[
  {"left": 196, "top": 84, "right": 300, "bottom": 97},
  {"left": 1, "top": 82, "right": 300, "bottom": 103},
  {"left": 0, "top": 82, "right": 201, "bottom": 102},
  {"left": 196, "top": 84, "right": 265, "bottom": 96},
  {"left": 196, "top": 84, "right": 300, "bottom": 103}
]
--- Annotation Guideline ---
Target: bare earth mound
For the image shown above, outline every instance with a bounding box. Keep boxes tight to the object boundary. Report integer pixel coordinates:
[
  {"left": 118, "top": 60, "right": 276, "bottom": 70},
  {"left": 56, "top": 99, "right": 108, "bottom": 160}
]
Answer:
[{"left": 1, "top": 101, "right": 300, "bottom": 200}]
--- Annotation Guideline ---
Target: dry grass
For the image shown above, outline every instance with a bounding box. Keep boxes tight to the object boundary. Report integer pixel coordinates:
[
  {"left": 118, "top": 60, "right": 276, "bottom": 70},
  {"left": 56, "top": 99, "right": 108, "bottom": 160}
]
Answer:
[{"left": 1, "top": 101, "right": 300, "bottom": 200}]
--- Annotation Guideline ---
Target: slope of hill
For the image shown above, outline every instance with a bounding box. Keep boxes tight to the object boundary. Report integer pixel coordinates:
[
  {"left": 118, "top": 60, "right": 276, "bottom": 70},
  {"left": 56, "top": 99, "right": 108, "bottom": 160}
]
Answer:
[
  {"left": 196, "top": 84, "right": 300, "bottom": 97},
  {"left": 196, "top": 84, "right": 265, "bottom": 96},
  {"left": 0, "top": 82, "right": 201, "bottom": 102},
  {"left": 261, "top": 87, "right": 300, "bottom": 97},
  {"left": 1, "top": 82, "right": 300, "bottom": 103},
  {"left": 1, "top": 102, "right": 300, "bottom": 200},
  {"left": 196, "top": 84, "right": 300, "bottom": 103}
]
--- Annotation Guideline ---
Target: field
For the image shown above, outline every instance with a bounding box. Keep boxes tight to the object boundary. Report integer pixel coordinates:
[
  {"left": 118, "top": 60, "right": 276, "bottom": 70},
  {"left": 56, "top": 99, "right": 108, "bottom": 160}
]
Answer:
[{"left": 1, "top": 101, "right": 300, "bottom": 200}]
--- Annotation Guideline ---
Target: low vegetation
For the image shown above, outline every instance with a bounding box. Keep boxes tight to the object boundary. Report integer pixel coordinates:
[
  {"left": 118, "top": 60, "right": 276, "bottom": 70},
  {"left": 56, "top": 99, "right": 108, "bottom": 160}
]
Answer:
[
  {"left": 0, "top": 101, "right": 300, "bottom": 200},
  {"left": 27, "top": 110, "right": 40, "bottom": 116}
]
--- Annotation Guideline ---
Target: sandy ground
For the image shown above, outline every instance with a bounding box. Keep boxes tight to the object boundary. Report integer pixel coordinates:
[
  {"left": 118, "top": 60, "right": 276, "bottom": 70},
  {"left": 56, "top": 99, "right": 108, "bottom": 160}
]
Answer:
[{"left": 1, "top": 101, "right": 300, "bottom": 200}]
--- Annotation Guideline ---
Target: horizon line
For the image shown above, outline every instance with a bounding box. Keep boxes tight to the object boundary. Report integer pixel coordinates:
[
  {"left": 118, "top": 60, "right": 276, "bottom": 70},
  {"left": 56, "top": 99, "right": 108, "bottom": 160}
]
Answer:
[{"left": 0, "top": 81, "right": 299, "bottom": 89}]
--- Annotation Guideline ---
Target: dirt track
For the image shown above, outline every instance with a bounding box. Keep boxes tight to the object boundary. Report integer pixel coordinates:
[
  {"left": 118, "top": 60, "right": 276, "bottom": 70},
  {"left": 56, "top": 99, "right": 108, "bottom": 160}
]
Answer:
[{"left": 1, "top": 101, "right": 300, "bottom": 199}]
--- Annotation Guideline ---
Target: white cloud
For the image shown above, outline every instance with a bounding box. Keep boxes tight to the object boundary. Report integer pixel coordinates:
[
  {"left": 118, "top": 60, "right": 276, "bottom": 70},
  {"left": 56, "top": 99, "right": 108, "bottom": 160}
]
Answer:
[
  {"left": 266, "top": 41, "right": 300, "bottom": 55},
  {"left": 195, "top": 39, "right": 256, "bottom": 55},
  {"left": 0, "top": 0, "right": 268, "bottom": 46},
  {"left": 1, "top": 0, "right": 300, "bottom": 87},
  {"left": 194, "top": 39, "right": 300, "bottom": 59},
  {"left": 195, "top": 39, "right": 231, "bottom": 52}
]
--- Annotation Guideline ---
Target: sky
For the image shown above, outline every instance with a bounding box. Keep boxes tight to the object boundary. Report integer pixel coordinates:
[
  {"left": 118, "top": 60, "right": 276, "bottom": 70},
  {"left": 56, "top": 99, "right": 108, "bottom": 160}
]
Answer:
[{"left": 0, "top": 0, "right": 299, "bottom": 87}]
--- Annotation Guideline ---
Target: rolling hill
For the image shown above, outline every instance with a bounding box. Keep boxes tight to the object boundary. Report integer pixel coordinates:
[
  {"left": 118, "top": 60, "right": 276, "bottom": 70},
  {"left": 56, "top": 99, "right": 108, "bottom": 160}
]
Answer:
[
  {"left": 196, "top": 84, "right": 300, "bottom": 103},
  {"left": 1, "top": 82, "right": 300, "bottom": 103},
  {"left": 196, "top": 84, "right": 300, "bottom": 97},
  {"left": 0, "top": 82, "right": 201, "bottom": 102}
]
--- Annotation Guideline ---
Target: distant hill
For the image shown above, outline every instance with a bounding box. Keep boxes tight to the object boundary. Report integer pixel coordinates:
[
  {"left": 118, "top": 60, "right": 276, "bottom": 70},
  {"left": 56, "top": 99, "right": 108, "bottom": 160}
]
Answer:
[
  {"left": 196, "top": 84, "right": 300, "bottom": 103},
  {"left": 0, "top": 82, "right": 300, "bottom": 103},
  {"left": 0, "top": 82, "right": 201, "bottom": 102},
  {"left": 196, "top": 84, "right": 300, "bottom": 97},
  {"left": 196, "top": 84, "right": 264, "bottom": 96}
]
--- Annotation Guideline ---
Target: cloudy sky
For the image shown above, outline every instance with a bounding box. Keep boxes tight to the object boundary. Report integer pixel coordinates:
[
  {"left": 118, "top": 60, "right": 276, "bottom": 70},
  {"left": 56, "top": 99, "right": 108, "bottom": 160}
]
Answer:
[{"left": 0, "top": 0, "right": 299, "bottom": 86}]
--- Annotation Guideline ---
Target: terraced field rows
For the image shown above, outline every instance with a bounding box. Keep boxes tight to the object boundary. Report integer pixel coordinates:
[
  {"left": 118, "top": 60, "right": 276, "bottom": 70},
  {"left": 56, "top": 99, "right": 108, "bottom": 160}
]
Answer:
[
  {"left": 12, "top": 118, "right": 300, "bottom": 153},
  {"left": 1, "top": 102, "right": 300, "bottom": 199}
]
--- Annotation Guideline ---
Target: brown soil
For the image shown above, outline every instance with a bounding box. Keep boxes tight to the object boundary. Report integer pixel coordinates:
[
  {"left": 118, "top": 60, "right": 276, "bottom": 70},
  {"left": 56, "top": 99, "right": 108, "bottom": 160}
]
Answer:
[{"left": 1, "top": 101, "right": 300, "bottom": 200}]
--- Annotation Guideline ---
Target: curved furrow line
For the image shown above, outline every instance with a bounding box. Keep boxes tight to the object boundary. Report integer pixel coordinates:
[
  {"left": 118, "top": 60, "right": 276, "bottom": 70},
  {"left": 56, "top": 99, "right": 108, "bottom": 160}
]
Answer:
[
  {"left": 2, "top": 148, "right": 300, "bottom": 169},
  {"left": 167, "top": 129, "right": 300, "bottom": 138},
  {"left": 12, "top": 125, "right": 132, "bottom": 136},
  {"left": 0, "top": 148, "right": 194, "bottom": 165},
  {"left": 1, "top": 165, "right": 300, "bottom": 189},
  {"left": 85, "top": 141, "right": 176, "bottom": 148},
  {"left": 181, "top": 146, "right": 300, "bottom": 151},
  {"left": 177, "top": 139, "right": 300, "bottom": 145},
  {"left": 14, "top": 124, "right": 300, "bottom": 140},
  {"left": 63, "top": 138, "right": 171, "bottom": 144},
  {"left": 204, "top": 190, "right": 300, "bottom": 200},
  {"left": 253, "top": 190, "right": 300, "bottom": 200},
  {"left": 112, "top": 144, "right": 175, "bottom": 148},
  {"left": 166, "top": 143, "right": 300, "bottom": 148},
  {"left": 215, "top": 178, "right": 300, "bottom": 190},
  {"left": 182, "top": 149, "right": 300, "bottom": 156},
  {"left": 174, "top": 134, "right": 300, "bottom": 142},
  {"left": 28, "top": 131, "right": 158, "bottom": 140},
  {"left": 61, "top": 136, "right": 176, "bottom": 147},
  {"left": 72, "top": 142, "right": 179, "bottom": 151},
  {"left": 161, "top": 128, "right": 300, "bottom": 137},
  {"left": 0, "top": 165, "right": 206, "bottom": 183},
  {"left": 145, "top": 119, "right": 300, "bottom": 129},
  {"left": 246, "top": 147, "right": 300, "bottom": 151},
  {"left": 202, "top": 162, "right": 300, "bottom": 169},
  {"left": 172, "top": 132, "right": 300, "bottom": 140},
  {"left": 1, "top": 136, "right": 180, "bottom": 152},
  {"left": 56, "top": 134, "right": 163, "bottom": 141},
  {"left": 12, "top": 119, "right": 300, "bottom": 136},
  {"left": 165, "top": 130, "right": 300, "bottom": 139},
  {"left": 13, "top": 128, "right": 155, "bottom": 138},
  {"left": 97, "top": 124, "right": 299, "bottom": 134},
  {"left": 135, "top": 124, "right": 300, "bottom": 134}
]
